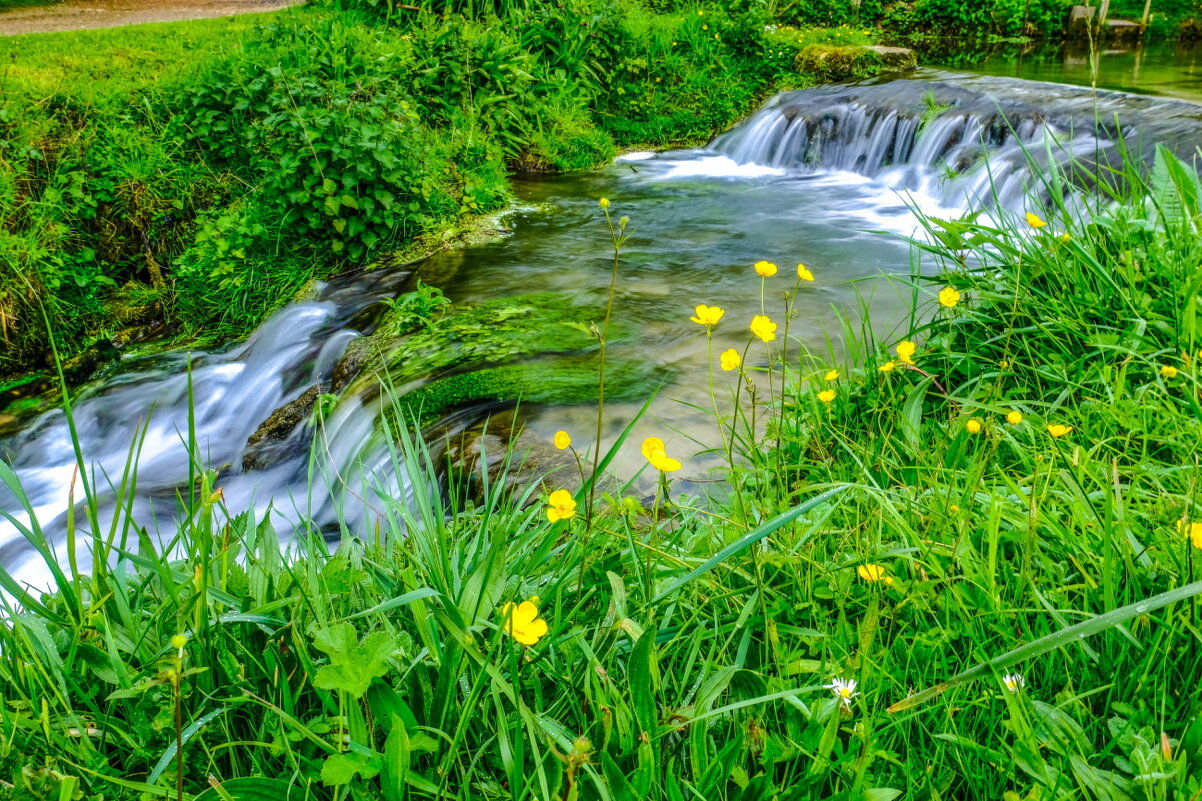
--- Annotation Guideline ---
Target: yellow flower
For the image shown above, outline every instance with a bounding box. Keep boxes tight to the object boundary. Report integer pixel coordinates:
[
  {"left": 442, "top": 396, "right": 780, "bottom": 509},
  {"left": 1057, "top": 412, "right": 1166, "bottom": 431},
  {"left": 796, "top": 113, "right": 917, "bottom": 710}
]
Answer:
[
  {"left": 797, "top": 264, "right": 814, "bottom": 281},
  {"left": 749, "top": 315, "right": 777, "bottom": 342},
  {"left": 720, "top": 349, "right": 741, "bottom": 371},
  {"left": 965, "top": 418, "right": 982, "bottom": 434},
  {"left": 857, "top": 563, "right": 892, "bottom": 584},
  {"left": 170, "top": 634, "right": 188, "bottom": 651},
  {"left": 599, "top": 197, "right": 610, "bottom": 210},
  {"left": 818, "top": 389, "right": 836, "bottom": 404},
  {"left": 1058, "top": 232, "right": 1071, "bottom": 243},
  {"left": 702, "top": 23, "right": 708, "bottom": 29},
  {"left": 754, "top": 260, "right": 778, "bottom": 277},
  {"left": 1177, "top": 520, "right": 1202, "bottom": 549},
  {"left": 938, "top": 287, "right": 961, "bottom": 308},
  {"left": 501, "top": 600, "right": 548, "bottom": 646},
  {"left": 554, "top": 430, "right": 572, "bottom": 450},
  {"left": 1046, "top": 424, "right": 1073, "bottom": 438},
  {"left": 1161, "top": 365, "right": 1179, "bottom": 379},
  {"left": 641, "top": 436, "right": 682, "bottom": 472},
  {"left": 999, "top": 359, "right": 1011, "bottom": 369},
  {"left": 1006, "top": 410, "right": 1023, "bottom": 425},
  {"left": 896, "top": 340, "right": 916, "bottom": 365},
  {"left": 879, "top": 361, "right": 896, "bottom": 373},
  {"left": 690, "top": 304, "right": 725, "bottom": 326},
  {"left": 546, "top": 489, "right": 577, "bottom": 522},
  {"left": 1025, "top": 211, "right": 1047, "bottom": 228},
  {"left": 824, "top": 369, "right": 839, "bottom": 381}
]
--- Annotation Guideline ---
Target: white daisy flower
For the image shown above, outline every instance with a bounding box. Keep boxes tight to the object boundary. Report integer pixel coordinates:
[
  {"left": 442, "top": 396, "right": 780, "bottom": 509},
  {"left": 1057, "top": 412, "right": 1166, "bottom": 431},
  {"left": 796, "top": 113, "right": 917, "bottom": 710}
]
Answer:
[
  {"left": 825, "top": 677, "right": 859, "bottom": 708},
  {"left": 1002, "top": 673, "right": 1026, "bottom": 693}
]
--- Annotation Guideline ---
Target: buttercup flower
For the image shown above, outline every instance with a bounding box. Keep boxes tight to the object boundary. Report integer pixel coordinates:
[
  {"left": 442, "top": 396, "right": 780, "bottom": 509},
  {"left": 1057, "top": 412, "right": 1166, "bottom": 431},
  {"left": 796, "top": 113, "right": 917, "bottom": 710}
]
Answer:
[
  {"left": 1058, "top": 232, "right": 1071, "bottom": 242},
  {"left": 599, "top": 197, "right": 610, "bottom": 210},
  {"left": 642, "top": 436, "right": 682, "bottom": 472},
  {"left": 797, "top": 263, "right": 814, "bottom": 282},
  {"left": 720, "top": 349, "right": 742, "bottom": 371},
  {"left": 546, "top": 489, "right": 577, "bottom": 522},
  {"left": 754, "top": 260, "right": 778, "bottom": 277},
  {"left": 1046, "top": 424, "right": 1073, "bottom": 438},
  {"left": 1177, "top": 520, "right": 1202, "bottom": 549},
  {"left": 879, "top": 361, "right": 896, "bottom": 373},
  {"left": 896, "top": 340, "right": 917, "bottom": 365},
  {"left": 1025, "top": 212, "right": 1047, "bottom": 228},
  {"left": 1161, "top": 365, "right": 1179, "bottom": 379},
  {"left": 1006, "top": 410, "right": 1023, "bottom": 425},
  {"left": 690, "top": 304, "right": 725, "bottom": 326},
  {"left": 939, "top": 287, "right": 961, "bottom": 308},
  {"left": 554, "top": 430, "right": 572, "bottom": 450},
  {"left": 750, "top": 315, "right": 778, "bottom": 342},
  {"left": 966, "top": 418, "right": 982, "bottom": 434},
  {"left": 501, "top": 600, "right": 548, "bottom": 646},
  {"left": 857, "top": 563, "right": 892, "bottom": 584},
  {"left": 825, "top": 677, "right": 859, "bottom": 708},
  {"left": 824, "top": 369, "right": 839, "bottom": 381},
  {"left": 1002, "top": 673, "right": 1025, "bottom": 693},
  {"left": 818, "top": 389, "right": 836, "bottom": 404}
]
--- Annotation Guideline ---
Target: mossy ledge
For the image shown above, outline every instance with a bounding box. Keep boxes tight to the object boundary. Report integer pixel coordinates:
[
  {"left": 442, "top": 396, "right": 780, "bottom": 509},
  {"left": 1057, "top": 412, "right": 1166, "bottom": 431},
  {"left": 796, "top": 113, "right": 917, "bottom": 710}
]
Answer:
[{"left": 794, "top": 44, "right": 917, "bottom": 82}]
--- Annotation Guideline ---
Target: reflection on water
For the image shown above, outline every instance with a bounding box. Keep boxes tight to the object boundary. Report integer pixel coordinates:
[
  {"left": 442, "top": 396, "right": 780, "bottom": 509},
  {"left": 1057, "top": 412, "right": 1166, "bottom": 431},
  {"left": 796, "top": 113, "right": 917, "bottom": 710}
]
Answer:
[{"left": 923, "top": 39, "right": 1202, "bottom": 104}]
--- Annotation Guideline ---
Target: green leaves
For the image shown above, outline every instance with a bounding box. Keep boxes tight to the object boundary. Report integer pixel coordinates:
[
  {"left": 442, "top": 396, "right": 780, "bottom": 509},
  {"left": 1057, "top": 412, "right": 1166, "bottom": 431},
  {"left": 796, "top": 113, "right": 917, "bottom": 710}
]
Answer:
[
  {"left": 311, "top": 623, "right": 397, "bottom": 698},
  {"left": 321, "top": 752, "right": 380, "bottom": 786},
  {"left": 890, "top": 579, "right": 1202, "bottom": 712}
]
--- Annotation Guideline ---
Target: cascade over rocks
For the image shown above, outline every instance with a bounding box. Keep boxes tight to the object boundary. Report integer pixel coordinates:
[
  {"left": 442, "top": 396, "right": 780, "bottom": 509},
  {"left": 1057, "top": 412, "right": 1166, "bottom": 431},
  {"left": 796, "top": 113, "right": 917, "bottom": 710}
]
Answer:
[{"left": 712, "top": 73, "right": 1202, "bottom": 210}]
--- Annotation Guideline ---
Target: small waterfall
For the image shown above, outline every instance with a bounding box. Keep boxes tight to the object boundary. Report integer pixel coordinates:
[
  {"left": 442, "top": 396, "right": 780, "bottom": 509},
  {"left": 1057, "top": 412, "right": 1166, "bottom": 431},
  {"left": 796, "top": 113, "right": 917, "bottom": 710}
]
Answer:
[
  {"left": 710, "top": 73, "right": 1202, "bottom": 211},
  {"left": 0, "top": 269, "right": 412, "bottom": 591}
]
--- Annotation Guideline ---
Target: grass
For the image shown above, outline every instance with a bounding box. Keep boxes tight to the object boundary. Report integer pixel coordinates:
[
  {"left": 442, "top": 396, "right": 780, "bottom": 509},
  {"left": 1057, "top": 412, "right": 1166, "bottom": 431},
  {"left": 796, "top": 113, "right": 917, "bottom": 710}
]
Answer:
[
  {"left": 3, "top": 141, "right": 1202, "bottom": 799},
  {"left": 0, "top": 13, "right": 286, "bottom": 99},
  {"left": 0, "top": 1, "right": 866, "bottom": 385}
]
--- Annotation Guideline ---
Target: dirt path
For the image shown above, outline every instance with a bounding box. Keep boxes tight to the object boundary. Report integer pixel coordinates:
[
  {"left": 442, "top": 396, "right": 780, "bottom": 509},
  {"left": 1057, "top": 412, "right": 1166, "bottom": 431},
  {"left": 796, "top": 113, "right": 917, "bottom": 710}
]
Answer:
[{"left": 0, "top": 0, "right": 299, "bottom": 36}]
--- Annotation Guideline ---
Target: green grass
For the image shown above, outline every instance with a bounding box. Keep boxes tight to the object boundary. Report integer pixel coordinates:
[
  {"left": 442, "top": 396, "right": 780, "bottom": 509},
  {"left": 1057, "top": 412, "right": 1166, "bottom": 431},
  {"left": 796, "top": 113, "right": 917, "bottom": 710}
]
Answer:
[
  {"left": 0, "top": 0, "right": 59, "bottom": 10},
  {"left": 3, "top": 147, "right": 1202, "bottom": 800},
  {"left": 0, "top": 1, "right": 847, "bottom": 383},
  {"left": 0, "top": 12, "right": 289, "bottom": 99}
]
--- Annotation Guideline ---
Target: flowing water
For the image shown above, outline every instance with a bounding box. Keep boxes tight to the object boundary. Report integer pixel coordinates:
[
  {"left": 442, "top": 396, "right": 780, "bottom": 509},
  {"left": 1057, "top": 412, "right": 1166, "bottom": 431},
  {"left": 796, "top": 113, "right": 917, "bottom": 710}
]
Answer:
[{"left": 4, "top": 50, "right": 1202, "bottom": 591}]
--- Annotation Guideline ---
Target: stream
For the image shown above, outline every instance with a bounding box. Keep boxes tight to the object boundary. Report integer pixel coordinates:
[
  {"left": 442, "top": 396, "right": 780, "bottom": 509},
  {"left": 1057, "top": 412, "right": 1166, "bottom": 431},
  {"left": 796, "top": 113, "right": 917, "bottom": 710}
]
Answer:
[{"left": 4, "top": 43, "right": 1202, "bottom": 592}]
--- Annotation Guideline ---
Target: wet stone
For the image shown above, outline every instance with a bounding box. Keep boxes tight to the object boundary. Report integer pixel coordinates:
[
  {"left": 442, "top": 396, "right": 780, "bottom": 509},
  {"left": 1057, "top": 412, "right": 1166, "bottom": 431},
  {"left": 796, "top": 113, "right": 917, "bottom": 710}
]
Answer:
[{"left": 242, "top": 384, "right": 322, "bottom": 471}]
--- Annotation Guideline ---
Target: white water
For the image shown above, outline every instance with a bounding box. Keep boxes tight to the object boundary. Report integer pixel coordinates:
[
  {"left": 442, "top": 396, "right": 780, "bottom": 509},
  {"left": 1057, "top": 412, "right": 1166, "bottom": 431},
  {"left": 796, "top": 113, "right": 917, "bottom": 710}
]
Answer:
[
  {"left": 5, "top": 72, "right": 1201, "bottom": 593},
  {"left": 0, "top": 274, "right": 412, "bottom": 591}
]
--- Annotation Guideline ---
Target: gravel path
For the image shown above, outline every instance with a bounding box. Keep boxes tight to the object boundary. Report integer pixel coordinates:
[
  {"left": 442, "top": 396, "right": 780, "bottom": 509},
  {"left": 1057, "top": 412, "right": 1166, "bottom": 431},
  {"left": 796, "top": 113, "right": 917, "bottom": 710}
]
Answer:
[{"left": 0, "top": 0, "right": 298, "bottom": 36}]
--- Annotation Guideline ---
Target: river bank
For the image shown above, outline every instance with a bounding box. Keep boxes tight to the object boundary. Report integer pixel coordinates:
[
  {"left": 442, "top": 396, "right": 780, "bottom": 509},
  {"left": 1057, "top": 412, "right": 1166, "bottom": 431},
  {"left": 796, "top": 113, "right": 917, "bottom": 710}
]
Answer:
[{"left": 0, "top": 3, "right": 889, "bottom": 413}]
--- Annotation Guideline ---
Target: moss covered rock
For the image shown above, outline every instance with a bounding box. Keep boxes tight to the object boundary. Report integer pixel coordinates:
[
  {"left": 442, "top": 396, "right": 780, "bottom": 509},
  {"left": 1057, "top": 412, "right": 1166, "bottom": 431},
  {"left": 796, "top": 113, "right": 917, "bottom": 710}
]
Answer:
[
  {"left": 795, "top": 44, "right": 916, "bottom": 82},
  {"left": 342, "top": 292, "right": 622, "bottom": 395}
]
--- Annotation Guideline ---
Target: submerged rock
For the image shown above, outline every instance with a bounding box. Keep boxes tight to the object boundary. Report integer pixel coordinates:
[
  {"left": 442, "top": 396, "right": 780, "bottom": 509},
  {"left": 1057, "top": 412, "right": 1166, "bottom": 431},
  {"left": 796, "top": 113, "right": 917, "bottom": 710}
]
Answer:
[
  {"left": 243, "top": 290, "right": 664, "bottom": 482},
  {"left": 444, "top": 409, "right": 581, "bottom": 503}
]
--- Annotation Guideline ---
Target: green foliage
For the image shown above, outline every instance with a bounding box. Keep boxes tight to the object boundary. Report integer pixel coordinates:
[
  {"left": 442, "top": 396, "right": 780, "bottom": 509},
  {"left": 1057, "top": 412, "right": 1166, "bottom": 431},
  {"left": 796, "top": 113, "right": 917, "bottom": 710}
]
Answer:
[
  {"left": 0, "top": 2, "right": 825, "bottom": 377},
  {"left": 7, "top": 145, "right": 1202, "bottom": 799},
  {"left": 312, "top": 623, "right": 398, "bottom": 698}
]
